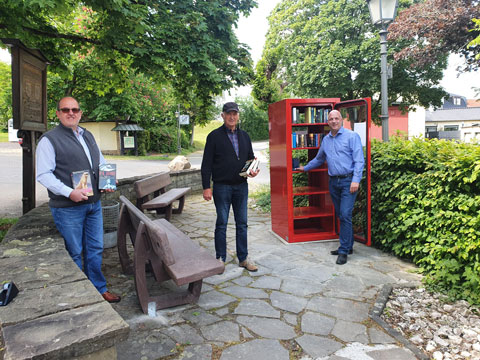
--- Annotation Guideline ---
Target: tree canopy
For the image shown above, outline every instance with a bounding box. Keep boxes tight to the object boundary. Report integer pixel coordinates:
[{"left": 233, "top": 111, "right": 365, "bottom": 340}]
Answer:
[
  {"left": 388, "top": 0, "right": 480, "bottom": 72},
  {"left": 0, "top": 0, "right": 257, "bottom": 124},
  {"left": 252, "top": 0, "right": 448, "bottom": 117},
  {"left": 0, "top": 61, "right": 11, "bottom": 129}
]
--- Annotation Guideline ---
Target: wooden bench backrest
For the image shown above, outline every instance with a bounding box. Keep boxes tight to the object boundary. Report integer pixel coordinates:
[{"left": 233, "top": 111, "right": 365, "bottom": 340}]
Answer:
[
  {"left": 134, "top": 172, "right": 172, "bottom": 198},
  {"left": 119, "top": 195, "right": 175, "bottom": 266}
]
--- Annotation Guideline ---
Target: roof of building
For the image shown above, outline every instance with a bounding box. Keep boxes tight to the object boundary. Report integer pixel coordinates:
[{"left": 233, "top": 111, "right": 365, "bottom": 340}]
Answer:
[
  {"left": 426, "top": 107, "right": 480, "bottom": 122},
  {"left": 467, "top": 99, "right": 480, "bottom": 107},
  {"left": 111, "top": 124, "right": 144, "bottom": 131}
]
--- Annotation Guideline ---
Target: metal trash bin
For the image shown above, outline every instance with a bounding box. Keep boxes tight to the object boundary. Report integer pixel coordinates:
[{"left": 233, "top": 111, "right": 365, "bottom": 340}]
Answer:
[{"left": 102, "top": 200, "right": 119, "bottom": 248}]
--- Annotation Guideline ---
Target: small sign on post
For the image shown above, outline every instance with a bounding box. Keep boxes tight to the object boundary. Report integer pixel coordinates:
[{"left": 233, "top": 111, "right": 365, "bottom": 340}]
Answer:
[
  {"left": 124, "top": 136, "right": 135, "bottom": 149},
  {"left": 179, "top": 114, "right": 189, "bottom": 125}
]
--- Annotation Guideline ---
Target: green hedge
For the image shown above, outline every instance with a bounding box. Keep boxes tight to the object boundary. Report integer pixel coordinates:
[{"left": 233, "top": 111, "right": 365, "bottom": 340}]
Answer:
[
  {"left": 139, "top": 125, "right": 189, "bottom": 155},
  {"left": 371, "top": 137, "right": 480, "bottom": 304}
]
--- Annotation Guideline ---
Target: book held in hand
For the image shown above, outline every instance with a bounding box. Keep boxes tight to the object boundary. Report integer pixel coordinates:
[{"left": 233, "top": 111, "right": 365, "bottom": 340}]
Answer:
[
  {"left": 99, "top": 163, "right": 117, "bottom": 190},
  {"left": 239, "top": 158, "right": 260, "bottom": 177},
  {"left": 71, "top": 170, "right": 94, "bottom": 196}
]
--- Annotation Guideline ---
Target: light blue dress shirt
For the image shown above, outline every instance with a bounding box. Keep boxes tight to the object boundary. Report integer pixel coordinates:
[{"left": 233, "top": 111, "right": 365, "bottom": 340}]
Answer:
[
  {"left": 303, "top": 127, "right": 364, "bottom": 183},
  {"left": 36, "top": 126, "right": 106, "bottom": 198}
]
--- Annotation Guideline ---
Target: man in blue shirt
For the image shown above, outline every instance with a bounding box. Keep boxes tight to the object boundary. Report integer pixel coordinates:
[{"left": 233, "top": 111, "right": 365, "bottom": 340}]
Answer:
[
  {"left": 36, "top": 96, "right": 120, "bottom": 302},
  {"left": 298, "top": 110, "right": 364, "bottom": 265}
]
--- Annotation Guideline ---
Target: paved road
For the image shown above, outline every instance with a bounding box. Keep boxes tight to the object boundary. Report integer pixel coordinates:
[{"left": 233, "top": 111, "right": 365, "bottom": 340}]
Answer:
[{"left": 0, "top": 141, "right": 269, "bottom": 218}]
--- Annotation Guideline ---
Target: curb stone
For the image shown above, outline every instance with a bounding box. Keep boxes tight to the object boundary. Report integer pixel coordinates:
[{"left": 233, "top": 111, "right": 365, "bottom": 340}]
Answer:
[{"left": 370, "top": 284, "right": 430, "bottom": 360}]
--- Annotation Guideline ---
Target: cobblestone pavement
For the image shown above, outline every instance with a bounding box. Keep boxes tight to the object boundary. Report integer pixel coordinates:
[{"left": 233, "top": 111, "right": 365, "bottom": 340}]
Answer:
[{"left": 103, "top": 193, "right": 423, "bottom": 360}]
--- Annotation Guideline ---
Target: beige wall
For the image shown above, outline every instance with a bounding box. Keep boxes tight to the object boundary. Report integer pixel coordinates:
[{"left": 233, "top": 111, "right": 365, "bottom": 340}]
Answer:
[{"left": 81, "top": 122, "right": 119, "bottom": 154}]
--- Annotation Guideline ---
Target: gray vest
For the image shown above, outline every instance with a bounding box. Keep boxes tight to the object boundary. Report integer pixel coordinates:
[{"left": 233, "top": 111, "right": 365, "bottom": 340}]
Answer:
[{"left": 41, "top": 123, "right": 101, "bottom": 208}]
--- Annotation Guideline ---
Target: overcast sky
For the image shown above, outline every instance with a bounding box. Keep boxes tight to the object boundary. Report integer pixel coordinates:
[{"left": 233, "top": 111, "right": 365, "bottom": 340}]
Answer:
[{"left": 1, "top": 1, "right": 478, "bottom": 99}]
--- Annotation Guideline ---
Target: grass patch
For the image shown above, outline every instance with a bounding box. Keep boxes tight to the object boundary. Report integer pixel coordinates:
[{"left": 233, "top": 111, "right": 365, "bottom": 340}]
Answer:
[
  {"left": 0, "top": 218, "right": 19, "bottom": 242},
  {"left": 192, "top": 120, "right": 223, "bottom": 150},
  {"left": 249, "top": 184, "right": 271, "bottom": 213},
  {"left": 105, "top": 120, "right": 222, "bottom": 159},
  {"left": 0, "top": 132, "right": 8, "bottom": 142},
  {"left": 105, "top": 154, "right": 175, "bottom": 161}
]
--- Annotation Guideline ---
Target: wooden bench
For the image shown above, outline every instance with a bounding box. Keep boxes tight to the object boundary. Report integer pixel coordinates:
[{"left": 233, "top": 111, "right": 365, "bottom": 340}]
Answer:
[
  {"left": 117, "top": 195, "right": 225, "bottom": 314},
  {"left": 134, "top": 172, "right": 191, "bottom": 221}
]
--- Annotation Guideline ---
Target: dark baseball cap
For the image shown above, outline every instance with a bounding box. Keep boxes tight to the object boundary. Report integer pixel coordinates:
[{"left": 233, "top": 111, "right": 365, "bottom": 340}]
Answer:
[{"left": 222, "top": 102, "right": 239, "bottom": 113}]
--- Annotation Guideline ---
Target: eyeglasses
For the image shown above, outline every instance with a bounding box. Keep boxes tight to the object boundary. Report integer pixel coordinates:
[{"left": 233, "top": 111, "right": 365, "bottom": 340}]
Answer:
[{"left": 59, "top": 108, "right": 81, "bottom": 114}]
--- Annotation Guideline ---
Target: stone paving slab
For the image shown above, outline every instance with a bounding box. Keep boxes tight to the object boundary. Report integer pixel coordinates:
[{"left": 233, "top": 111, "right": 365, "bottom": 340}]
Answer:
[
  {"left": 236, "top": 316, "right": 296, "bottom": 339},
  {"left": 219, "top": 339, "right": 289, "bottom": 360},
  {"left": 233, "top": 299, "right": 280, "bottom": 318}
]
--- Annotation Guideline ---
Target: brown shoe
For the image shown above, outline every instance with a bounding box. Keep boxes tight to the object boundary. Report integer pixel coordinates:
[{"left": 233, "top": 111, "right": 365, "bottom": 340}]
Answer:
[
  {"left": 102, "top": 291, "right": 121, "bottom": 303},
  {"left": 239, "top": 258, "right": 258, "bottom": 272}
]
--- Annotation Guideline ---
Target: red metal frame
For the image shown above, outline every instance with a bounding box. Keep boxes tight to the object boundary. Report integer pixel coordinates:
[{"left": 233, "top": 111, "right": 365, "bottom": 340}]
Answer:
[{"left": 268, "top": 98, "right": 371, "bottom": 246}]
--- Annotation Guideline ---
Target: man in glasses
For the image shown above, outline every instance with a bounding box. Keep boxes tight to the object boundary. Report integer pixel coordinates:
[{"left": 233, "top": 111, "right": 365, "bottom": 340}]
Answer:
[
  {"left": 297, "top": 110, "right": 364, "bottom": 265},
  {"left": 201, "top": 102, "right": 260, "bottom": 271},
  {"left": 36, "top": 96, "right": 121, "bottom": 303}
]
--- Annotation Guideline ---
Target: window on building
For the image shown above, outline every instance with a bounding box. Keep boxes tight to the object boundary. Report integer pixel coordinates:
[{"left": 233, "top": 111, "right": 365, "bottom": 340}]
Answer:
[
  {"left": 453, "top": 97, "right": 462, "bottom": 106},
  {"left": 444, "top": 125, "right": 459, "bottom": 131},
  {"left": 425, "top": 126, "right": 437, "bottom": 133}
]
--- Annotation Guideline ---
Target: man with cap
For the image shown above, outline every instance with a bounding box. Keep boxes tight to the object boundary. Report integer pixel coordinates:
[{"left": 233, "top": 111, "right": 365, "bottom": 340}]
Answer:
[{"left": 201, "top": 102, "right": 260, "bottom": 271}]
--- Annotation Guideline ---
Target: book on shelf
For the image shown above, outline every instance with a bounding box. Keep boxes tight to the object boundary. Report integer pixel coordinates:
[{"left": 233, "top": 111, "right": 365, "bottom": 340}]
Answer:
[
  {"left": 292, "top": 157, "right": 300, "bottom": 170},
  {"left": 99, "top": 163, "right": 117, "bottom": 190},
  {"left": 297, "top": 131, "right": 307, "bottom": 148},
  {"left": 239, "top": 158, "right": 260, "bottom": 177},
  {"left": 292, "top": 107, "right": 299, "bottom": 124},
  {"left": 315, "top": 108, "right": 324, "bottom": 123},
  {"left": 305, "top": 107, "right": 311, "bottom": 124},
  {"left": 307, "top": 133, "right": 315, "bottom": 147},
  {"left": 71, "top": 170, "right": 94, "bottom": 196}
]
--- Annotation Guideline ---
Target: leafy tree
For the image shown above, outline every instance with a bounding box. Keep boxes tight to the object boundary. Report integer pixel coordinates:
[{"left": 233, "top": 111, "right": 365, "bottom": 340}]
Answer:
[
  {"left": 236, "top": 96, "right": 269, "bottom": 141},
  {"left": 389, "top": 0, "right": 480, "bottom": 72},
  {"left": 253, "top": 0, "right": 448, "bottom": 120},
  {"left": 0, "top": 0, "right": 257, "bottom": 122},
  {"left": 0, "top": 61, "right": 11, "bottom": 130}
]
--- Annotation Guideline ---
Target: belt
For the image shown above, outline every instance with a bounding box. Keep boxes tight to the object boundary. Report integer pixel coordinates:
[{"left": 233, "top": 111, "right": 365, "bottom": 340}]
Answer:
[{"left": 330, "top": 173, "right": 353, "bottom": 179}]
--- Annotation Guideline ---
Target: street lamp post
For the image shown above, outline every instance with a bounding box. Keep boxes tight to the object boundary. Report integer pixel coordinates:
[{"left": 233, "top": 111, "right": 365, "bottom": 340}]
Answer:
[
  {"left": 367, "top": 0, "right": 399, "bottom": 142},
  {"left": 175, "top": 106, "right": 181, "bottom": 154}
]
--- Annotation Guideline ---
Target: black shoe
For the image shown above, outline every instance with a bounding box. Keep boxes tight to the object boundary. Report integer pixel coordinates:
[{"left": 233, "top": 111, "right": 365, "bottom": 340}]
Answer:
[
  {"left": 336, "top": 254, "right": 348, "bottom": 265},
  {"left": 331, "top": 249, "right": 353, "bottom": 255}
]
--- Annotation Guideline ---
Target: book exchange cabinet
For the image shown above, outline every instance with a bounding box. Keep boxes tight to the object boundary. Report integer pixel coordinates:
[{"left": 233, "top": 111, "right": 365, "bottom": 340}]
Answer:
[{"left": 268, "top": 98, "right": 372, "bottom": 245}]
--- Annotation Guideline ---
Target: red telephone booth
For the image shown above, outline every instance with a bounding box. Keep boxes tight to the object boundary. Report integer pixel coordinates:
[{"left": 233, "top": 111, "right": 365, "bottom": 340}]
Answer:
[{"left": 268, "top": 98, "right": 372, "bottom": 246}]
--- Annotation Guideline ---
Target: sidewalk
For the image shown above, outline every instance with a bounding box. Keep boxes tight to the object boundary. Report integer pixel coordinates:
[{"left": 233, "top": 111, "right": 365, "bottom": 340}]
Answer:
[{"left": 103, "top": 193, "right": 422, "bottom": 360}]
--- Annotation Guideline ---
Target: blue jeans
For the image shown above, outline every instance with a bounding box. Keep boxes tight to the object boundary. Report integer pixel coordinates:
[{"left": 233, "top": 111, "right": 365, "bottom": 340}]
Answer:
[
  {"left": 329, "top": 176, "right": 358, "bottom": 255},
  {"left": 213, "top": 182, "right": 249, "bottom": 262},
  {"left": 51, "top": 200, "right": 107, "bottom": 294}
]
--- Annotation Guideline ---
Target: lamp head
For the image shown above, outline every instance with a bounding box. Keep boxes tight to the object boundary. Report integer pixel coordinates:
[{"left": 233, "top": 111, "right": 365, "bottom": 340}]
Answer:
[{"left": 367, "top": 0, "right": 399, "bottom": 26}]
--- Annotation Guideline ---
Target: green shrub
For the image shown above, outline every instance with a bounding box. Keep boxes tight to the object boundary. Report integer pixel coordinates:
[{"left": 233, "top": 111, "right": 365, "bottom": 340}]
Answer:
[
  {"left": 371, "top": 137, "right": 480, "bottom": 304},
  {"left": 235, "top": 96, "right": 269, "bottom": 141},
  {"left": 250, "top": 184, "right": 271, "bottom": 213},
  {"left": 140, "top": 125, "right": 189, "bottom": 154},
  {"left": 0, "top": 218, "right": 18, "bottom": 243}
]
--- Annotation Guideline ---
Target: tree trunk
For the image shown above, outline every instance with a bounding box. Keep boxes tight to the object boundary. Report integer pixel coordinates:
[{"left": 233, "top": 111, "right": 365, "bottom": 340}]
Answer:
[{"left": 190, "top": 124, "right": 195, "bottom": 147}]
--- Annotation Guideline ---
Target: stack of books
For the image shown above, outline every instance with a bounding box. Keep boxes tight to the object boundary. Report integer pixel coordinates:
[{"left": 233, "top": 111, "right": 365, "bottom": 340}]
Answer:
[
  {"left": 292, "top": 132, "right": 323, "bottom": 148},
  {"left": 239, "top": 158, "right": 260, "bottom": 177},
  {"left": 292, "top": 107, "right": 331, "bottom": 124}
]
